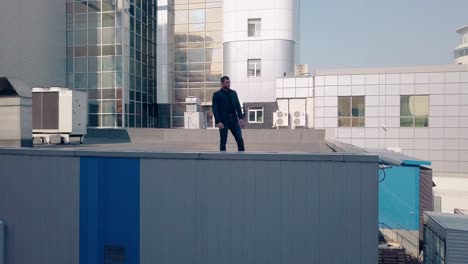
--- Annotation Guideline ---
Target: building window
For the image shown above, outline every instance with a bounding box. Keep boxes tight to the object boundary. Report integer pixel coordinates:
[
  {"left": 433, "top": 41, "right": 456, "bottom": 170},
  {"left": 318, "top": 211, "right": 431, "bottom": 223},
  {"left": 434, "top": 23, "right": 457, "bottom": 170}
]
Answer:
[
  {"left": 248, "top": 59, "right": 261, "bottom": 77},
  {"left": 400, "top": 95, "right": 429, "bottom": 127},
  {"left": 248, "top": 107, "right": 264, "bottom": 123},
  {"left": 338, "top": 96, "right": 365, "bottom": 127},
  {"left": 248, "top": 18, "right": 261, "bottom": 37}
]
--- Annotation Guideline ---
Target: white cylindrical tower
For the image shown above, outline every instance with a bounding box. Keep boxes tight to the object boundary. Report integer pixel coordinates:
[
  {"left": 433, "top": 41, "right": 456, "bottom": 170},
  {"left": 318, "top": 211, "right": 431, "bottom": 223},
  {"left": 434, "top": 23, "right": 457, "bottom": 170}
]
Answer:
[
  {"left": 223, "top": 0, "right": 298, "bottom": 103},
  {"left": 455, "top": 26, "right": 468, "bottom": 65}
]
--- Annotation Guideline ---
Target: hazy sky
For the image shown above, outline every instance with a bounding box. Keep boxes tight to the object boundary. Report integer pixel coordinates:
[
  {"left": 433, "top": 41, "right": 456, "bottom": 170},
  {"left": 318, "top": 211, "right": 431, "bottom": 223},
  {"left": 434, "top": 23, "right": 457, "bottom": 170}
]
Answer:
[{"left": 299, "top": 0, "right": 468, "bottom": 70}]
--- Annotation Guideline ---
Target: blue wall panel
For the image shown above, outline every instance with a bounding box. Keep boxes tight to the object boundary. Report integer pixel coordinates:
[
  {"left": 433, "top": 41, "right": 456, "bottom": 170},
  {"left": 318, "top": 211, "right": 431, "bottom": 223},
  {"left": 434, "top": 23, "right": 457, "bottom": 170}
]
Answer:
[
  {"left": 379, "top": 166, "right": 419, "bottom": 230},
  {"left": 80, "top": 157, "right": 140, "bottom": 264}
]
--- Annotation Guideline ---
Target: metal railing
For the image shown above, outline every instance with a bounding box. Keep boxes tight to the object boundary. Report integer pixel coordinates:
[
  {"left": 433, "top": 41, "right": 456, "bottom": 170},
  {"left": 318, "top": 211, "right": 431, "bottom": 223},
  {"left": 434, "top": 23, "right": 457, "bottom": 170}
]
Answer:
[{"left": 379, "top": 222, "right": 420, "bottom": 258}]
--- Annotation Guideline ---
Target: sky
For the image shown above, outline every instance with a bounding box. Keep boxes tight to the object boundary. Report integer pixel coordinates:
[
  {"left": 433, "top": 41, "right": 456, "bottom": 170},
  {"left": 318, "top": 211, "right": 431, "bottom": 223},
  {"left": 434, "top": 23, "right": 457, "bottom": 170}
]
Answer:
[{"left": 299, "top": 0, "right": 468, "bottom": 71}]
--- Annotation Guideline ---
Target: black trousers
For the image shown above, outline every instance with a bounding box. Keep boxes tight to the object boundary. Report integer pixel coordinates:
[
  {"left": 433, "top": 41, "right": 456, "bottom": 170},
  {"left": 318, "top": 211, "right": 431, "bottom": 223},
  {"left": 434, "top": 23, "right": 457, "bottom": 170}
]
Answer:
[{"left": 219, "top": 117, "right": 245, "bottom": 151}]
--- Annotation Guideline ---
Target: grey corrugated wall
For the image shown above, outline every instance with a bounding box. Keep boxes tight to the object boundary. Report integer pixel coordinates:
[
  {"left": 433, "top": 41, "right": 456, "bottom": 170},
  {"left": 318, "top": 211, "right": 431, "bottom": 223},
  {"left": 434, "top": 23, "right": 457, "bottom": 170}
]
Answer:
[
  {"left": 140, "top": 156, "right": 378, "bottom": 264},
  {"left": 0, "top": 0, "right": 66, "bottom": 88},
  {"left": 0, "top": 155, "right": 79, "bottom": 264}
]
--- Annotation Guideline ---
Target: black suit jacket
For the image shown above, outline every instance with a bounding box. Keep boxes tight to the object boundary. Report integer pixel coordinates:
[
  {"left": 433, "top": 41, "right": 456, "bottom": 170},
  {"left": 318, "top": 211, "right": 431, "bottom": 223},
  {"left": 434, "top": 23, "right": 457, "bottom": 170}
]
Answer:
[{"left": 212, "top": 88, "right": 243, "bottom": 124}]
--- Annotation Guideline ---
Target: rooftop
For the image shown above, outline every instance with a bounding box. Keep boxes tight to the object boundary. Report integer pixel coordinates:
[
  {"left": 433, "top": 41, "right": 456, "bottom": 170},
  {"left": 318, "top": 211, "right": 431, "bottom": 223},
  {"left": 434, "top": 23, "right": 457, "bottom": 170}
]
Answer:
[{"left": 425, "top": 212, "right": 468, "bottom": 232}]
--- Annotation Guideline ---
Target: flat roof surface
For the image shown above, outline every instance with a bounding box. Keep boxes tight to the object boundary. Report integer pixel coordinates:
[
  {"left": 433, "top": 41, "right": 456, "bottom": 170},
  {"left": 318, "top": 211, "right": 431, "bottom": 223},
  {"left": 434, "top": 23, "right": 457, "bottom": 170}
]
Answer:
[{"left": 426, "top": 212, "right": 468, "bottom": 232}]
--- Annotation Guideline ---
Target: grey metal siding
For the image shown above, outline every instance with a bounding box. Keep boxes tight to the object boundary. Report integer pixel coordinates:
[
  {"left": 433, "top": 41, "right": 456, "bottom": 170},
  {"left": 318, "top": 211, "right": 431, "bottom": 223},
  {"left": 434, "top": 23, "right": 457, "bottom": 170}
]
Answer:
[
  {"left": 420, "top": 167, "right": 434, "bottom": 238},
  {"left": 447, "top": 230, "right": 468, "bottom": 263},
  {"left": 140, "top": 158, "right": 378, "bottom": 264},
  {"left": 0, "top": 0, "right": 66, "bottom": 88},
  {"left": 0, "top": 155, "right": 79, "bottom": 264}
]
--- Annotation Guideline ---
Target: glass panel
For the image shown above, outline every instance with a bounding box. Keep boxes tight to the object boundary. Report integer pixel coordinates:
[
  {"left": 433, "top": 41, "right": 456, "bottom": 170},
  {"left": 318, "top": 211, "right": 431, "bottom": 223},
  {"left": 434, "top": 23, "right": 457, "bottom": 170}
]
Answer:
[
  {"left": 206, "top": 8, "right": 221, "bottom": 23},
  {"left": 205, "top": 31, "right": 222, "bottom": 42},
  {"left": 415, "top": 116, "right": 429, "bottom": 127},
  {"left": 75, "top": 58, "right": 87, "bottom": 72},
  {"left": 188, "top": 48, "right": 204, "bottom": 62},
  {"left": 175, "top": 10, "right": 189, "bottom": 24},
  {"left": 87, "top": 1, "right": 101, "bottom": 12},
  {"left": 88, "top": 46, "right": 101, "bottom": 56},
  {"left": 189, "top": 23, "right": 205, "bottom": 31},
  {"left": 338, "top": 117, "right": 350, "bottom": 127},
  {"left": 74, "top": 2, "right": 88, "bottom": 13},
  {"left": 75, "top": 47, "right": 87, "bottom": 57},
  {"left": 400, "top": 117, "right": 413, "bottom": 127},
  {"left": 88, "top": 57, "right": 101, "bottom": 72},
  {"left": 257, "top": 110, "right": 263, "bottom": 122},
  {"left": 102, "top": 56, "right": 116, "bottom": 71},
  {"left": 352, "top": 96, "right": 365, "bottom": 117},
  {"left": 88, "top": 13, "right": 101, "bottom": 28},
  {"left": 102, "top": 28, "right": 115, "bottom": 44},
  {"left": 338, "top": 97, "right": 351, "bottom": 117},
  {"left": 102, "top": 1, "right": 116, "bottom": 12},
  {"left": 249, "top": 111, "right": 256, "bottom": 122},
  {"left": 352, "top": 117, "right": 365, "bottom": 127},
  {"left": 88, "top": 114, "right": 99, "bottom": 127},
  {"left": 74, "top": 30, "right": 87, "bottom": 46},
  {"left": 412, "top": 95, "right": 429, "bottom": 116},
  {"left": 400, "top": 95, "right": 411, "bottom": 116},
  {"left": 102, "top": 72, "right": 115, "bottom": 87},
  {"left": 88, "top": 73, "right": 98, "bottom": 89},
  {"left": 75, "top": 73, "right": 87, "bottom": 88},
  {"left": 102, "top": 101, "right": 115, "bottom": 113},
  {"left": 102, "top": 89, "right": 116, "bottom": 99},
  {"left": 102, "top": 114, "right": 116, "bottom": 127},
  {"left": 102, "top": 13, "right": 115, "bottom": 27},
  {"left": 74, "top": 14, "right": 87, "bottom": 29},
  {"left": 189, "top": 9, "right": 205, "bottom": 24},
  {"left": 88, "top": 29, "right": 100, "bottom": 45}
]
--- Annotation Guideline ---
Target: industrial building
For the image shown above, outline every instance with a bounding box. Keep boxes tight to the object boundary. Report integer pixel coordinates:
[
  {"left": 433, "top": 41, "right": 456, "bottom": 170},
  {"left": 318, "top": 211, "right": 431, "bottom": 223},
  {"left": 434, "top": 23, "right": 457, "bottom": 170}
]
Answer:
[{"left": 0, "top": 132, "right": 379, "bottom": 264}]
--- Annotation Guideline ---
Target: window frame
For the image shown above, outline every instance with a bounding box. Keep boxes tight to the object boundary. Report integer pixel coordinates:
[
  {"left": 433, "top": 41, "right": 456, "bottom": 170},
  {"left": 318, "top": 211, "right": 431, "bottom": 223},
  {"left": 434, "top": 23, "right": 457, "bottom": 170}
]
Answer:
[
  {"left": 248, "top": 106, "right": 264, "bottom": 124},
  {"left": 247, "top": 59, "right": 261, "bottom": 77},
  {"left": 400, "top": 95, "right": 429, "bottom": 127},
  {"left": 338, "top": 96, "right": 365, "bottom": 127},
  {"left": 248, "top": 18, "right": 261, "bottom": 37}
]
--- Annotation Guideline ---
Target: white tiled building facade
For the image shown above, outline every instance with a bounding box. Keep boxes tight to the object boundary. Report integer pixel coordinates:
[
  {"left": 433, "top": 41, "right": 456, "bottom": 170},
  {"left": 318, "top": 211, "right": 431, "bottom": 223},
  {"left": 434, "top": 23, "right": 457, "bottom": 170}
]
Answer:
[{"left": 276, "top": 64, "right": 468, "bottom": 212}]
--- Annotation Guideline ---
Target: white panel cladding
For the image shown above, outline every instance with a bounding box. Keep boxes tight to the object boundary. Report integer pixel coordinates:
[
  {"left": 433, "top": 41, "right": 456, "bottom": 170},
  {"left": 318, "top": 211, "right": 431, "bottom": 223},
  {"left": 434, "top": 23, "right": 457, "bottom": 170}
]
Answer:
[
  {"left": 224, "top": 0, "right": 295, "bottom": 42},
  {"left": 366, "top": 74, "right": 380, "bottom": 85},
  {"left": 400, "top": 84, "right": 415, "bottom": 95},
  {"left": 224, "top": 40, "right": 295, "bottom": 102},
  {"left": 0, "top": 0, "right": 66, "bottom": 88}
]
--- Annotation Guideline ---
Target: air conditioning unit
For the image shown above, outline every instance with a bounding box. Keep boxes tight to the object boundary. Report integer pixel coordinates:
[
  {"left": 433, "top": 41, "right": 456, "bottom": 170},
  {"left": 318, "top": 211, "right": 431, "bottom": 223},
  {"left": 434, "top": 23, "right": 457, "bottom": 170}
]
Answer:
[
  {"left": 292, "top": 111, "right": 306, "bottom": 127},
  {"left": 32, "top": 87, "right": 88, "bottom": 143},
  {"left": 274, "top": 111, "right": 289, "bottom": 127}
]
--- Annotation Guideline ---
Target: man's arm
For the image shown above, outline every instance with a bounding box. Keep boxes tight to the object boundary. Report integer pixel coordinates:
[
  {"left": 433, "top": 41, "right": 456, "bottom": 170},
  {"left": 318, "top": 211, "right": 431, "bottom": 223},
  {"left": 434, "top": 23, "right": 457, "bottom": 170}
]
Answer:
[
  {"left": 212, "top": 92, "right": 221, "bottom": 124},
  {"left": 233, "top": 91, "right": 244, "bottom": 120}
]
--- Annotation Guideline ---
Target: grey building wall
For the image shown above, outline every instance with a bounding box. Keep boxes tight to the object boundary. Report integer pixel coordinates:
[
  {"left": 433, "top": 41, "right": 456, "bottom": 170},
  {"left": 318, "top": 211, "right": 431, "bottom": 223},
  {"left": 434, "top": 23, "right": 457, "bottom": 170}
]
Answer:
[
  {"left": 0, "top": 155, "right": 79, "bottom": 264},
  {"left": 140, "top": 154, "right": 379, "bottom": 264},
  {"left": 0, "top": 0, "right": 66, "bottom": 88},
  {"left": 243, "top": 102, "right": 277, "bottom": 129}
]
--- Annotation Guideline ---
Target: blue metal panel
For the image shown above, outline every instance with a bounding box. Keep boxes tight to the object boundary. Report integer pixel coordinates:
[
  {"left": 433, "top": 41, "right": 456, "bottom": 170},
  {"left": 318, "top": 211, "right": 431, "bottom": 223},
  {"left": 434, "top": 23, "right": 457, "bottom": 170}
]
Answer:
[
  {"left": 379, "top": 166, "right": 419, "bottom": 230},
  {"left": 80, "top": 157, "right": 140, "bottom": 264}
]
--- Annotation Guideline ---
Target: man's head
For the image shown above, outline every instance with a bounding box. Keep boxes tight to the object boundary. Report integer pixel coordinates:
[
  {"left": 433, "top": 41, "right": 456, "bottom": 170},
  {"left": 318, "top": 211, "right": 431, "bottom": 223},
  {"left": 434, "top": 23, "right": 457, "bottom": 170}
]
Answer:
[{"left": 220, "top": 76, "right": 231, "bottom": 89}]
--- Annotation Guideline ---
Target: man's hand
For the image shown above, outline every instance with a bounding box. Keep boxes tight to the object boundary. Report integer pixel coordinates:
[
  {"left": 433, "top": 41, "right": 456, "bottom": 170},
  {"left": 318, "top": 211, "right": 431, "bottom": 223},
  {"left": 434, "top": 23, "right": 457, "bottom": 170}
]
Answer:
[
  {"left": 217, "top": 122, "right": 224, "bottom": 129},
  {"left": 238, "top": 119, "right": 244, "bottom": 128}
]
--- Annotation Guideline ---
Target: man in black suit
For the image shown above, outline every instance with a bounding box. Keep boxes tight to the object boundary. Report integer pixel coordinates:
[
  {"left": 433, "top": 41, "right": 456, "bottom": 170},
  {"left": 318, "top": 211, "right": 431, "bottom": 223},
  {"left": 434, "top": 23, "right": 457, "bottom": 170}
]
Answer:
[{"left": 212, "top": 76, "right": 245, "bottom": 151}]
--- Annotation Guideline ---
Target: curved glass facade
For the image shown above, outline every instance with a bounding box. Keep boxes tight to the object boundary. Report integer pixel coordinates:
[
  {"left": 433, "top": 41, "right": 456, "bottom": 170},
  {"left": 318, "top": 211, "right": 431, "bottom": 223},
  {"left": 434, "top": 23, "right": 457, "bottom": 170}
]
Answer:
[
  {"left": 67, "top": 0, "right": 157, "bottom": 128},
  {"left": 173, "top": 0, "right": 223, "bottom": 127}
]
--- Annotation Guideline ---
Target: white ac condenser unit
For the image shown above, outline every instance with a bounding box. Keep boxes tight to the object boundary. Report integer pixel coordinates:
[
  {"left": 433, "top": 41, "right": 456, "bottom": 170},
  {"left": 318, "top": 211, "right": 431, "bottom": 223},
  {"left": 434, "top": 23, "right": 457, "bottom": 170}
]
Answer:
[
  {"left": 32, "top": 87, "right": 88, "bottom": 143},
  {"left": 274, "top": 111, "right": 289, "bottom": 127},
  {"left": 293, "top": 111, "right": 306, "bottom": 127}
]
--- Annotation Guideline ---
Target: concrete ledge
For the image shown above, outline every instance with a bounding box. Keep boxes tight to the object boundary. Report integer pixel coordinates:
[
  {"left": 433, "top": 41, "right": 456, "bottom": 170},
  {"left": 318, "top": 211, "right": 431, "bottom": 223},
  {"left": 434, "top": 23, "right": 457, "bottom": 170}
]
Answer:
[{"left": 0, "top": 147, "right": 379, "bottom": 163}]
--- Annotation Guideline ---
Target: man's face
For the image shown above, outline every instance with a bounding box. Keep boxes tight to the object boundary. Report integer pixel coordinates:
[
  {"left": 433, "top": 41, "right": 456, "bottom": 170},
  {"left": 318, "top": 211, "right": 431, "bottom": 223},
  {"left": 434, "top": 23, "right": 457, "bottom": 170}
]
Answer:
[{"left": 222, "top": 79, "right": 231, "bottom": 89}]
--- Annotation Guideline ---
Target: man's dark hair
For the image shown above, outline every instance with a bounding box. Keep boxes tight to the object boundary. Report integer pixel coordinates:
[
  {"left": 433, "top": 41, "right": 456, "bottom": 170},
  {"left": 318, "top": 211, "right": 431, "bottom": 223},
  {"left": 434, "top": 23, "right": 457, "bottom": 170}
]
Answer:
[{"left": 220, "top": 76, "right": 230, "bottom": 83}]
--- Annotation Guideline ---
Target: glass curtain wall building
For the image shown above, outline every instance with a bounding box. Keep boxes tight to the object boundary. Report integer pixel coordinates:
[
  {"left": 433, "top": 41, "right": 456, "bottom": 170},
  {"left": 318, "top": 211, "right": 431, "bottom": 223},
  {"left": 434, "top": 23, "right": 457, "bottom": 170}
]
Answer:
[
  {"left": 173, "top": 0, "right": 223, "bottom": 127},
  {"left": 66, "top": 0, "right": 157, "bottom": 128}
]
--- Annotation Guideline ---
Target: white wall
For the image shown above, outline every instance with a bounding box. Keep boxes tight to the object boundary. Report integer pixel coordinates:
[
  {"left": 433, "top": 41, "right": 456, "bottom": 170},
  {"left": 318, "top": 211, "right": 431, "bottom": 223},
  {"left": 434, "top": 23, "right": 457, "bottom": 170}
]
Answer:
[{"left": 223, "top": 0, "right": 297, "bottom": 103}]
